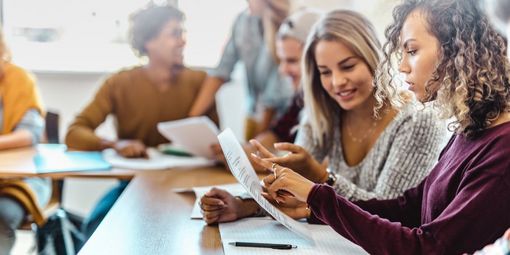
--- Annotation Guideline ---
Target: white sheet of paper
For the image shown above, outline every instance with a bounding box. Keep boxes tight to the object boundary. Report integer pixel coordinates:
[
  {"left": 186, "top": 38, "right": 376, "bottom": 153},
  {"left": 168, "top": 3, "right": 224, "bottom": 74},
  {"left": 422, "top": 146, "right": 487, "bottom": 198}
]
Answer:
[
  {"left": 103, "top": 148, "right": 214, "bottom": 170},
  {"left": 218, "top": 128, "right": 313, "bottom": 243},
  {"left": 157, "top": 116, "right": 219, "bottom": 159},
  {"left": 186, "top": 183, "right": 250, "bottom": 219},
  {"left": 220, "top": 217, "right": 368, "bottom": 255}
]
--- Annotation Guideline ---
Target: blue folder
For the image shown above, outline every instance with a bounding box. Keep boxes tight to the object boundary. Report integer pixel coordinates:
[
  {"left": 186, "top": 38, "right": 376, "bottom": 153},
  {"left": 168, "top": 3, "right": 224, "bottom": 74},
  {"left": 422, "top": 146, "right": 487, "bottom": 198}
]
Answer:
[{"left": 33, "top": 144, "right": 111, "bottom": 173}]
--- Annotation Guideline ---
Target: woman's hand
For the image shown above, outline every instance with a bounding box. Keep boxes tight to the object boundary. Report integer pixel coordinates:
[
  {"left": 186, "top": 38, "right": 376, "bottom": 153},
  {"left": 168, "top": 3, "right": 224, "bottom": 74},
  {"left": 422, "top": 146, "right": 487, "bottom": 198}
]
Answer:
[
  {"left": 249, "top": 140, "right": 327, "bottom": 183},
  {"left": 199, "top": 188, "right": 258, "bottom": 224},
  {"left": 262, "top": 193, "right": 311, "bottom": 219},
  {"left": 250, "top": 153, "right": 315, "bottom": 203}
]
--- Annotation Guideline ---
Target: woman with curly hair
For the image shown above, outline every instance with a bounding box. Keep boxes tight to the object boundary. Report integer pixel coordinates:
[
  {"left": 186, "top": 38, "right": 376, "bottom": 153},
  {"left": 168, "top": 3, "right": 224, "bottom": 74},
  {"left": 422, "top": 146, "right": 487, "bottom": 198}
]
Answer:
[{"left": 252, "top": 0, "right": 510, "bottom": 254}]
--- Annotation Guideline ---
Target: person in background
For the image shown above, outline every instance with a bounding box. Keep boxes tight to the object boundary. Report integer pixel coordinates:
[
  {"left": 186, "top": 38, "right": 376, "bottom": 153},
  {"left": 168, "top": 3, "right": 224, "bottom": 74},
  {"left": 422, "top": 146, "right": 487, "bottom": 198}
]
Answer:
[
  {"left": 0, "top": 27, "right": 51, "bottom": 255},
  {"left": 211, "top": 9, "right": 322, "bottom": 170},
  {"left": 201, "top": 10, "right": 446, "bottom": 224},
  {"left": 255, "top": 0, "right": 510, "bottom": 254},
  {"left": 188, "top": 0, "right": 293, "bottom": 140},
  {"left": 65, "top": 4, "right": 218, "bottom": 239}
]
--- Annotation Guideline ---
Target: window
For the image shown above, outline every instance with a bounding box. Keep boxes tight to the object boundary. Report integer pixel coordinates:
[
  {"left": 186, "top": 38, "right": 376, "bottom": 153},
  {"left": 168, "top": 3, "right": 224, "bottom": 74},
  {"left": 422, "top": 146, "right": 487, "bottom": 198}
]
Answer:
[{"left": 1, "top": 0, "right": 245, "bottom": 73}]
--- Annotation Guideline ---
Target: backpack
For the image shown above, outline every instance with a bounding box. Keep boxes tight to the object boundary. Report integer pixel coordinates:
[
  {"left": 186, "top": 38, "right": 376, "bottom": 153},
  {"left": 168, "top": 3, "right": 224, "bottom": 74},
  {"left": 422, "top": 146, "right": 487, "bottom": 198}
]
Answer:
[{"left": 35, "top": 209, "right": 85, "bottom": 255}]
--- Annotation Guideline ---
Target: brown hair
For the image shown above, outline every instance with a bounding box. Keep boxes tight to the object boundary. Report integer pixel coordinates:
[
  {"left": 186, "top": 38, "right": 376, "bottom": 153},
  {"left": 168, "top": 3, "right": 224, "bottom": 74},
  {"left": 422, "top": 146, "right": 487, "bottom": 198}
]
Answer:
[
  {"left": 129, "top": 5, "right": 184, "bottom": 57},
  {"left": 381, "top": 0, "right": 510, "bottom": 138}
]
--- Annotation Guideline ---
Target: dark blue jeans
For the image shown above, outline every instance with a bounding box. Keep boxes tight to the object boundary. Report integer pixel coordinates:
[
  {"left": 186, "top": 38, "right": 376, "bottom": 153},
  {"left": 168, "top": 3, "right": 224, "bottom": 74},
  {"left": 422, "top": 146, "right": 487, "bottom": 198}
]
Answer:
[{"left": 81, "top": 181, "right": 129, "bottom": 240}]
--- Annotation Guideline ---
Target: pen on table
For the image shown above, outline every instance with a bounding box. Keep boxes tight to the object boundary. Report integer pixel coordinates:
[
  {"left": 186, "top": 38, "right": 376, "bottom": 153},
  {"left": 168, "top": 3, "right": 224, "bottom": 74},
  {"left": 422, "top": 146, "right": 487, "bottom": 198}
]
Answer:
[{"left": 228, "top": 242, "right": 297, "bottom": 249}]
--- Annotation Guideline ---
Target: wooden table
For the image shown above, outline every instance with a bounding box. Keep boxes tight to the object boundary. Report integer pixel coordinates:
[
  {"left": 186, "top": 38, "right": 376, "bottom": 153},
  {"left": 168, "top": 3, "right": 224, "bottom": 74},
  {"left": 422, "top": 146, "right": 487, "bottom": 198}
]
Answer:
[{"left": 78, "top": 167, "right": 237, "bottom": 255}]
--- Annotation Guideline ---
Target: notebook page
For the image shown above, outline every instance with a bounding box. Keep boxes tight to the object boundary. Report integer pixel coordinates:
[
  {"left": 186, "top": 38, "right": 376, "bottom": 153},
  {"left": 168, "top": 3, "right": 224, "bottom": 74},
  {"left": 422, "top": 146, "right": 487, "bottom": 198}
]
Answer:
[{"left": 220, "top": 217, "right": 368, "bottom": 255}]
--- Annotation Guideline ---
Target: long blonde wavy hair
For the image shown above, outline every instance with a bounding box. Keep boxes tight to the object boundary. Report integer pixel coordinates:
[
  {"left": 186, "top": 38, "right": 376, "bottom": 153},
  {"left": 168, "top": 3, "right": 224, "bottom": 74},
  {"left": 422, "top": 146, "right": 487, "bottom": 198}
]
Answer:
[
  {"left": 382, "top": 0, "right": 510, "bottom": 138},
  {"left": 302, "top": 10, "right": 402, "bottom": 147}
]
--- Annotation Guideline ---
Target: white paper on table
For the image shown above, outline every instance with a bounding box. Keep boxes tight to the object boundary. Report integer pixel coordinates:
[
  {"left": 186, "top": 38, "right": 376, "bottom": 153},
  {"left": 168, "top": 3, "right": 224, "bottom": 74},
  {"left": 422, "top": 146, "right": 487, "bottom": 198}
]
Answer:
[
  {"left": 157, "top": 116, "right": 219, "bottom": 159},
  {"left": 103, "top": 148, "right": 214, "bottom": 170},
  {"left": 218, "top": 128, "right": 313, "bottom": 243},
  {"left": 183, "top": 183, "right": 250, "bottom": 219},
  {"left": 220, "top": 217, "right": 368, "bottom": 255}
]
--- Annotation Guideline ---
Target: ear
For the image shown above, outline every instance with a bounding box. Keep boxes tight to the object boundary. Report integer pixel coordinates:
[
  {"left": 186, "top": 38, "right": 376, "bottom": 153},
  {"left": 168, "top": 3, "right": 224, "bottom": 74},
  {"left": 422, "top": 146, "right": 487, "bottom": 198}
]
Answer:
[{"left": 144, "top": 38, "right": 156, "bottom": 55}]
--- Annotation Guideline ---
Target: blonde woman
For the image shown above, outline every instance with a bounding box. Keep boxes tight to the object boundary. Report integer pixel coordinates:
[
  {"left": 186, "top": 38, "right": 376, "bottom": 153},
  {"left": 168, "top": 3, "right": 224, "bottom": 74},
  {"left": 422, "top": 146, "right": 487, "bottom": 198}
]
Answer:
[
  {"left": 200, "top": 10, "right": 446, "bottom": 224},
  {"left": 257, "top": 0, "right": 510, "bottom": 253},
  {"left": 189, "top": 0, "right": 293, "bottom": 140}
]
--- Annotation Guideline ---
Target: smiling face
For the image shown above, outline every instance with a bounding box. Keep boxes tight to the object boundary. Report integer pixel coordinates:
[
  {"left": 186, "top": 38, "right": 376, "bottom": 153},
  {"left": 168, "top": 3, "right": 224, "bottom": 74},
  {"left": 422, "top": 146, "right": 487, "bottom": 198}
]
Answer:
[
  {"left": 314, "top": 40, "right": 374, "bottom": 111},
  {"left": 398, "top": 9, "right": 441, "bottom": 102},
  {"left": 145, "top": 19, "right": 186, "bottom": 68},
  {"left": 276, "top": 37, "right": 303, "bottom": 89}
]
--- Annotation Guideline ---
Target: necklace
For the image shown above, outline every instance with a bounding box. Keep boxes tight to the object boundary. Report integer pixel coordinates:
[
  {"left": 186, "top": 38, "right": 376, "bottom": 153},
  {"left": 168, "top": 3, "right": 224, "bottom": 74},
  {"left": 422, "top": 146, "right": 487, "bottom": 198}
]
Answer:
[{"left": 344, "top": 118, "right": 378, "bottom": 143}]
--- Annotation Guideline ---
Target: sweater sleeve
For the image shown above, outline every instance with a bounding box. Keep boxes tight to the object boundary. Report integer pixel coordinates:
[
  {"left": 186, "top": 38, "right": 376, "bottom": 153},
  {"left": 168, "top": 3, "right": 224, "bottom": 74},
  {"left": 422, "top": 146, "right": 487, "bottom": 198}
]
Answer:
[
  {"left": 307, "top": 158, "right": 510, "bottom": 254},
  {"left": 333, "top": 108, "right": 446, "bottom": 201},
  {"left": 65, "top": 77, "right": 115, "bottom": 150}
]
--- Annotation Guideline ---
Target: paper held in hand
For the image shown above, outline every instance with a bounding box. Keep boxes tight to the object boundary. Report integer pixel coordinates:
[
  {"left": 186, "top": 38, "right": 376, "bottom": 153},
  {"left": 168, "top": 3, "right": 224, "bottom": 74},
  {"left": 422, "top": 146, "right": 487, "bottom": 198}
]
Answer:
[
  {"left": 217, "top": 128, "right": 314, "bottom": 243},
  {"left": 158, "top": 116, "right": 219, "bottom": 159}
]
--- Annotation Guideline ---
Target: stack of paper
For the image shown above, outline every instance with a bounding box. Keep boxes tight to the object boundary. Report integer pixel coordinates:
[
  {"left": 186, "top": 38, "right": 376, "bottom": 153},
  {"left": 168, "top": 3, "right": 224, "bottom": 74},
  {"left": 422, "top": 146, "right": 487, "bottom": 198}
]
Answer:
[{"left": 103, "top": 148, "right": 214, "bottom": 170}]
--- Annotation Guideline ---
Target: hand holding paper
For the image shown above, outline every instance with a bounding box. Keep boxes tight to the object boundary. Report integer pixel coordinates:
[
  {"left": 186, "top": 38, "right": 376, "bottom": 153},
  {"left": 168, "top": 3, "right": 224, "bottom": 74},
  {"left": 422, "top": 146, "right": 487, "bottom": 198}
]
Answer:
[{"left": 217, "top": 128, "right": 313, "bottom": 242}]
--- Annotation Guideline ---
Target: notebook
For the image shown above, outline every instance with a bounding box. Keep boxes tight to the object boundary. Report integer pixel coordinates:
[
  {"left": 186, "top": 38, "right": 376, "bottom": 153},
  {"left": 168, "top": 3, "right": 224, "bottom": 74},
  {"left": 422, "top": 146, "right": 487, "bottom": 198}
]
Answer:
[{"left": 33, "top": 144, "right": 111, "bottom": 173}]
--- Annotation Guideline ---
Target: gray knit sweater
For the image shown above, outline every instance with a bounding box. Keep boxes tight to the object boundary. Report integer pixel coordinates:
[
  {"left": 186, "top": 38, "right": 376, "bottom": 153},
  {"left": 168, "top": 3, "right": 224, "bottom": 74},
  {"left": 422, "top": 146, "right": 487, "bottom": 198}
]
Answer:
[{"left": 295, "top": 102, "right": 448, "bottom": 201}]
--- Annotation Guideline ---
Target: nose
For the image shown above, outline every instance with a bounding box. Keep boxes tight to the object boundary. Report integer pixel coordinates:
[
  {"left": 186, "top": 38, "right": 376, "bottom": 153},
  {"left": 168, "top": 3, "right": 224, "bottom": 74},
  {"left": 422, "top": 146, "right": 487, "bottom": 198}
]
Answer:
[
  {"left": 332, "top": 71, "right": 347, "bottom": 89},
  {"left": 279, "top": 62, "right": 290, "bottom": 76},
  {"left": 399, "top": 54, "right": 411, "bottom": 74}
]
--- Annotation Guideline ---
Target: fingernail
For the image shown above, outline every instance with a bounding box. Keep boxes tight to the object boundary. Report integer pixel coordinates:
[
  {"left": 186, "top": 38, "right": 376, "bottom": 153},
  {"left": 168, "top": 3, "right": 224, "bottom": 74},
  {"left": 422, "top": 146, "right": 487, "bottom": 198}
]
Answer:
[{"left": 250, "top": 153, "right": 259, "bottom": 158}]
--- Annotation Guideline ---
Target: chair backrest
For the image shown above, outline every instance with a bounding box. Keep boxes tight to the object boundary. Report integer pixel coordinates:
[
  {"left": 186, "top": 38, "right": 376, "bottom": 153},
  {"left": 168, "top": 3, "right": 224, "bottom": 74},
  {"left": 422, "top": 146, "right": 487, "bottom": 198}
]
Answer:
[{"left": 45, "top": 111, "right": 60, "bottom": 144}]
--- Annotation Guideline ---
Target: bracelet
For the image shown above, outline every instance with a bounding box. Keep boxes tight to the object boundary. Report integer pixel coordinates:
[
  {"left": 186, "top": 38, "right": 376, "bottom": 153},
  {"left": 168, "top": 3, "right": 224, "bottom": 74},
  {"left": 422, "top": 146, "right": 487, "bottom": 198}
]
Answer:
[
  {"left": 305, "top": 206, "right": 312, "bottom": 219},
  {"left": 324, "top": 168, "right": 338, "bottom": 186}
]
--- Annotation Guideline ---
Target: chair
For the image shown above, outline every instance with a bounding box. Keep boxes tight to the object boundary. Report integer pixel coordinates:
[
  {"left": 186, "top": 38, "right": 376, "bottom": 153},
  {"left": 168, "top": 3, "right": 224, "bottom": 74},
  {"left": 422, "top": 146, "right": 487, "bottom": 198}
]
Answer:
[{"left": 20, "top": 111, "right": 63, "bottom": 229}]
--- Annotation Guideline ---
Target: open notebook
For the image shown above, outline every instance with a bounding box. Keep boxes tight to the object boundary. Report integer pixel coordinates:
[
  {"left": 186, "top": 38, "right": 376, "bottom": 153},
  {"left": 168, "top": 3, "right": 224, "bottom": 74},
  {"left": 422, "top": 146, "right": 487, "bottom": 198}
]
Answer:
[{"left": 220, "top": 217, "right": 368, "bottom": 255}]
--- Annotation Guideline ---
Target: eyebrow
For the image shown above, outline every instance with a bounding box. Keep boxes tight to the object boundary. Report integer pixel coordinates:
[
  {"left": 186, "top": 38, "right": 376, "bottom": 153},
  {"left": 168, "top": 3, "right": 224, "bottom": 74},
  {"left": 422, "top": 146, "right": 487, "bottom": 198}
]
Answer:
[
  {"left": 317, "top": 56, "right": 357, "bottom": 68},
  {"left": 402, "top": 39, "right": 416, "bottom": 49}
]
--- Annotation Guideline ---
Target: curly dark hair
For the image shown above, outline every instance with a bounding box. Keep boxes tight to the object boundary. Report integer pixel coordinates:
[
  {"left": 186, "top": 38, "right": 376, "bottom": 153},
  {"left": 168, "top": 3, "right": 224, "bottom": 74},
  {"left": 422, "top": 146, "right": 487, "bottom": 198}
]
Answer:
[
  {"left": 380, "top": 0, "right": 510, "bottom": 138},
  {"left": 129, "top": 5, "right": 184, "bottom": 57}
]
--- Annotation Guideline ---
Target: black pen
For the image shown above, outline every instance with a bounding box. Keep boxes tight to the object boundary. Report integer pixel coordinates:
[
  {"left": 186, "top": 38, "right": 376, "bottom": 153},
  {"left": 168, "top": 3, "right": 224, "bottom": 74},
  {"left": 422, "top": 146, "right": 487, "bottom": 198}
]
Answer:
[{"left": 228, "top": 241, "right": 297, "bottom": 249}]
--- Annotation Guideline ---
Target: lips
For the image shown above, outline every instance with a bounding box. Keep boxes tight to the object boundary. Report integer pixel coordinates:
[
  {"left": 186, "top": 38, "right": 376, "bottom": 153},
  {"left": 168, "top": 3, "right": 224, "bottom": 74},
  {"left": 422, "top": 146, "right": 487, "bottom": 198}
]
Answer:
[{"left": 335, "top": 88, "right": 357, "bottom": 99}]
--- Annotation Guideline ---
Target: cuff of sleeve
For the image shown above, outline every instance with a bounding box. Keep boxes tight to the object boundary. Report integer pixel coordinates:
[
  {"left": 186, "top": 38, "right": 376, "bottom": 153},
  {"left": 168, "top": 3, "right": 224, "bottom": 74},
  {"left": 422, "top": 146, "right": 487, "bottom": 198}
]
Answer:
[{"left": 306, "top": 184, "right": 327, "bottom": 224}]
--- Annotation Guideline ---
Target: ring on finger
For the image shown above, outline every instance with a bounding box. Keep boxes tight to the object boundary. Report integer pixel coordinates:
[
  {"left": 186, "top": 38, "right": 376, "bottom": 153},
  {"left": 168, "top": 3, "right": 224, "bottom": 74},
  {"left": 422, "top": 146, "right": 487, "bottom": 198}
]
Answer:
[{"left": 272, "top": 163, "right": 278, "bottom": 179}]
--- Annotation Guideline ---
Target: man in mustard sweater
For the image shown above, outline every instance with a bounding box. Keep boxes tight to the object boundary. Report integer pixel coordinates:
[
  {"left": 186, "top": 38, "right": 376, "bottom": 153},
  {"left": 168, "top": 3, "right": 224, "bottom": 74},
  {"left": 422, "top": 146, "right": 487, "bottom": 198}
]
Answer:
[{"left": 65, "top": 5, "right": 218, "bottom": 240}]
